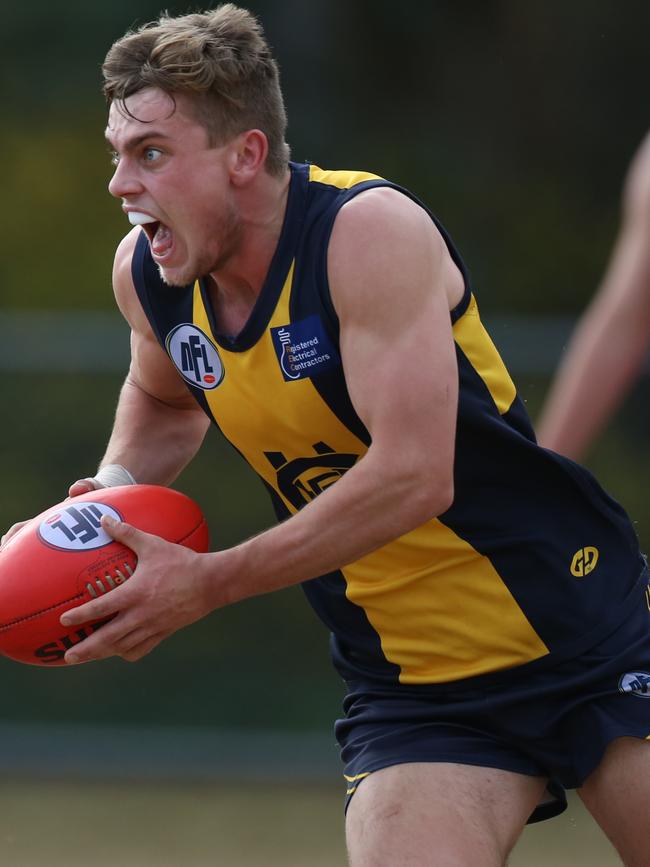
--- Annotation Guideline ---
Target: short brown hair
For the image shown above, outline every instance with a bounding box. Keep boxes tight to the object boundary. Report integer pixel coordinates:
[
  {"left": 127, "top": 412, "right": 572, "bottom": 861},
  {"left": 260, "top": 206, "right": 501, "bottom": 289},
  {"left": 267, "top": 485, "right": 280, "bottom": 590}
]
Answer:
[{"left": 102, "top": 5, "right": 290, "bottom": 175}]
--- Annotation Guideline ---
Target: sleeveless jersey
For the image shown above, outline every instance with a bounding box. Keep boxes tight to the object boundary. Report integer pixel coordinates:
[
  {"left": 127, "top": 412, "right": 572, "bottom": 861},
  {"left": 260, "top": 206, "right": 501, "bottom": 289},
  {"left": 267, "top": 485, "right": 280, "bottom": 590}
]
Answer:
[{"left": 131, "top": 161, "right": 645, "bottom": 688}]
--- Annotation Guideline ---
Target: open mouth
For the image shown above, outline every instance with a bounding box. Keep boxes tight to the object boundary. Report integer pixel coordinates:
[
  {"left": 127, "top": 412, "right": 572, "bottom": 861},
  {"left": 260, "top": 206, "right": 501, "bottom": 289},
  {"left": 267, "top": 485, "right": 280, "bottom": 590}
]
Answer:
[
  {"left": 127, "top": 212, "right": 172, "bottom": 259},
  {"left": 141, "top": 220, "right": 161, "bottom": 243}
]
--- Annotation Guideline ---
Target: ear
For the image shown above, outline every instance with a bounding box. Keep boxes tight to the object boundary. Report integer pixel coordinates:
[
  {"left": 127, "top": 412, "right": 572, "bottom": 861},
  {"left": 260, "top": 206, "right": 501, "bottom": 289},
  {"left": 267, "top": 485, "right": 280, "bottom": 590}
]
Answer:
[{"left": 229, "top": 129, "right": 269, "bottom": 186}]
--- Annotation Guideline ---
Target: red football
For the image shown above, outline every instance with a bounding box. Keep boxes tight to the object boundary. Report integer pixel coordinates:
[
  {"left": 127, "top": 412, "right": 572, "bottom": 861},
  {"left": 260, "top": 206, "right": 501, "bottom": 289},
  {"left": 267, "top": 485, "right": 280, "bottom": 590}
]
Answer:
[{"left": 0, "top": 485, "right": 209, "bottom": 666}]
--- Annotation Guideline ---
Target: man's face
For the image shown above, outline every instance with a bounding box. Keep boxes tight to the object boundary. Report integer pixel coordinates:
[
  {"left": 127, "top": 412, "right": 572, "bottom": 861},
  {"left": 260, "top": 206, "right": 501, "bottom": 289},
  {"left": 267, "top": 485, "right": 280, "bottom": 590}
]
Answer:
[{"left": 106, "top": 87, "right": 241, "bottom": 286}]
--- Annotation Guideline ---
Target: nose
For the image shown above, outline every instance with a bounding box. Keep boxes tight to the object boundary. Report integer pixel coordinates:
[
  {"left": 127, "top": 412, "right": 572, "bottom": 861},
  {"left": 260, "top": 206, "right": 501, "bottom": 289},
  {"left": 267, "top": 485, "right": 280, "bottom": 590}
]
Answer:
[{"left": 108, "top": 157, "right": 144, "bottom": 200}]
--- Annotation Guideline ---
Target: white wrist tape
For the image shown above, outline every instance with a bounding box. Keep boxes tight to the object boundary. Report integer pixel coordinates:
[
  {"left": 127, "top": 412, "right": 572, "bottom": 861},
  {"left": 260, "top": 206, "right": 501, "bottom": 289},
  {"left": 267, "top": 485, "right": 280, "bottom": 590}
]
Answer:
[{"left": 91, "top": 464, "right": 137, "bottom": 488}]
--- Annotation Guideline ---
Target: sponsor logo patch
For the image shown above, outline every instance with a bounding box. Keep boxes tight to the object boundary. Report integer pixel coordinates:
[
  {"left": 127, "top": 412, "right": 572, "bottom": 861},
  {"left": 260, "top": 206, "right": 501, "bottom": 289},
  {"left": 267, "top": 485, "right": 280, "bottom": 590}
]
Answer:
[
  {"left": 271, "top": 315, "right": 339, "bottom": 381},
  {"left": 570, "top": 546, "right": 599, "bottom": 577},
  {"left": 38, "top": 503, "right": 123, "bottom": 552},
  {"left": 165, "top": 324, "right": 224, "bottom": 390},
  {"left": 618, "top": 671, "right": 650, "bottom": 698}
]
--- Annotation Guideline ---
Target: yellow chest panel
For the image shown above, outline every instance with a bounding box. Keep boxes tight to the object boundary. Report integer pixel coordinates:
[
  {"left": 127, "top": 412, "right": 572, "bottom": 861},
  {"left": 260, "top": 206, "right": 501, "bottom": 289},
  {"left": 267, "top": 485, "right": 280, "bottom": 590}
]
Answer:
[
  {"left": 192, "top": 276, "right": 547, "bottom": 683},
  {"left": 193, "top": 271, "right": 368, "bottom": 514}
]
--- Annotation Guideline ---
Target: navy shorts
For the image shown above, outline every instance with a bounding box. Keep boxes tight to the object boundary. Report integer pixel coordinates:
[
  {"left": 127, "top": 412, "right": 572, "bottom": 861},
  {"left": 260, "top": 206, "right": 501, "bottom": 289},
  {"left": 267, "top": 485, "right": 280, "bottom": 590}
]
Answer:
[{"left": 335, "top": 582, "right": 650, "bottom": 824}]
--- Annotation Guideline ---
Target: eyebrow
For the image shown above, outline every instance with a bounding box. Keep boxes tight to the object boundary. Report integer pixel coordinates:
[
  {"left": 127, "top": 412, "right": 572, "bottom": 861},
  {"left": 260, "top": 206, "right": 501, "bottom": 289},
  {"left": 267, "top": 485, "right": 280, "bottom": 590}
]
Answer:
[{"left": 104, "top": 130, "right": 172, "bottom": 152}]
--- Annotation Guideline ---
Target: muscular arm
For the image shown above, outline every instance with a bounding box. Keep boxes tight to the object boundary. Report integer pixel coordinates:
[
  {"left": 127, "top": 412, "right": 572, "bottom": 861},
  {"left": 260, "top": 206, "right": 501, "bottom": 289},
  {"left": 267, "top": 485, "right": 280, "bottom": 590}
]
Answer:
[
  {"left": 222, "top": 188, "right": 459, "bottom": 593},
  {"left": 2, "top": 231, "right": 210, "bottom": 544},
  {"left": 537, "top": 133, "right": 650, "bottom": 460},
  {"left": 85, "top": 229, "right": 210, "bottom": 486},
  {"left": 61, "top": 188, "right": 462, "bottom": 663}
]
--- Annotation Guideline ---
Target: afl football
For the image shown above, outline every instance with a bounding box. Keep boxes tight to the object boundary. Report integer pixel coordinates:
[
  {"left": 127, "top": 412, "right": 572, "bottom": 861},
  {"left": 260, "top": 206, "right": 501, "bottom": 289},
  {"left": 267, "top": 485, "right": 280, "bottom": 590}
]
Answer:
[{"left": 0, "top": 485, "right": 209, "bottom": 665}]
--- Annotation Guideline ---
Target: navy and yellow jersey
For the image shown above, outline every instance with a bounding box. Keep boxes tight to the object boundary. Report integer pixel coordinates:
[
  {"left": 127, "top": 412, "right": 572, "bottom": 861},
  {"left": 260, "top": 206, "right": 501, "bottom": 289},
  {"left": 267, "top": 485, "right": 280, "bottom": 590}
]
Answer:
[{"left": 131, "top": 161, "right": 645, "bottom": 688}]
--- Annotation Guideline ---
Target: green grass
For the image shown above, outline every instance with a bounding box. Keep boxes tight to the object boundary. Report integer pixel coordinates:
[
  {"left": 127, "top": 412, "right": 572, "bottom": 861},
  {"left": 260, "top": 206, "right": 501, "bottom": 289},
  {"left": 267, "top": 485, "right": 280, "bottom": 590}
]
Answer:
[
  {"left": 0, "top": 780, "right": 347, "bottom": 867},
  {"left": 0, "top": 781, "right": 620, "bottom": 866}
]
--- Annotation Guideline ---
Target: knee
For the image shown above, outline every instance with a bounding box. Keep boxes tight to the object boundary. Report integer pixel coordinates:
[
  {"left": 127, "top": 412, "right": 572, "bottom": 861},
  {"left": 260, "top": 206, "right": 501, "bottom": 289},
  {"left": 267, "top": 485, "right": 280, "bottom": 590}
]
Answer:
[
  {"left": 345, "top": 771, "right": 501, "bottom": 867},
  {"left": 344, "top": 763, "right": 538, "bottom": 867},
  {"left": 345, "top": 785, "right": 409, "bottom": 867}
]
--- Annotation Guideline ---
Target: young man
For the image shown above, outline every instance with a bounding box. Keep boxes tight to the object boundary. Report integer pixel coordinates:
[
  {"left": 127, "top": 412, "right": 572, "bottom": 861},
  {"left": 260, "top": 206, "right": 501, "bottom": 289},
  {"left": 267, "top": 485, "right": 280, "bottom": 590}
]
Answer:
[
  {"left": 538, "top": 131, "right": 650, "bottom": 460},
  {"left": 4, "top": 7, "right": 650, "bottom": 865}
]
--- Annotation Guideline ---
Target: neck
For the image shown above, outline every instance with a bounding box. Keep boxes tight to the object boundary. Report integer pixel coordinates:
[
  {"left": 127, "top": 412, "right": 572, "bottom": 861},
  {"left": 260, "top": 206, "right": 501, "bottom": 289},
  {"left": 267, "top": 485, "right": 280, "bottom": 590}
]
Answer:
[{"left": 208, "top": 168, "right": 291, "bottom": 313}]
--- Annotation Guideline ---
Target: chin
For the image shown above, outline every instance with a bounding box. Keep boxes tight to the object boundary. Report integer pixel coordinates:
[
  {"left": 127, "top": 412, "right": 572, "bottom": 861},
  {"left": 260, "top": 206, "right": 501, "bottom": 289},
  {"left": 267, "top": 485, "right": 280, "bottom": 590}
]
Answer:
[{"left": 157, "top": 262, "right": 200, "bottom": 288}]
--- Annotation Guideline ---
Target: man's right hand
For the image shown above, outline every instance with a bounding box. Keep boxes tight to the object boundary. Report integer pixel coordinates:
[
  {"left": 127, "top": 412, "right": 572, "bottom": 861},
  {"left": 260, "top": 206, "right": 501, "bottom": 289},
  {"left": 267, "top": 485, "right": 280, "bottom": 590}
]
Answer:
[{"left": 1, "top": 478, "right": 102, "bottom": 548}]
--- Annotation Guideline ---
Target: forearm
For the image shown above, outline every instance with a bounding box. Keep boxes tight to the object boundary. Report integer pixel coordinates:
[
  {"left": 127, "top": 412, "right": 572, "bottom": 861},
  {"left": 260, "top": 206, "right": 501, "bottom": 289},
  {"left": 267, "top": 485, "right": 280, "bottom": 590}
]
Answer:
[
  {"left": 98, "top": 376, "right": 209, "bottom": 485},
  {"left": 539, "top": 174, "right": 650, "bottom": 460},
  {"left": 538, "top": 310, "right": 647, "bottom": 459},
  {"left": 211, "top": 445, "right": 453, "bottom": 608}
]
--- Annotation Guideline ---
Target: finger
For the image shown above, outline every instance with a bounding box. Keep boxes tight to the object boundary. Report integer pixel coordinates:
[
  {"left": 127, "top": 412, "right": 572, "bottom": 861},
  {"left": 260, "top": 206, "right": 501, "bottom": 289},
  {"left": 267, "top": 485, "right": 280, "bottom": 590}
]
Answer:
[
  {"left": 61, "top": 520, "right": 151, "bottom": 629},
  {"left": 61, "top": 588, "right": 125, "bottom": 628},
  {"left": 108, "top": 623, "right": 155, "bottom": 656},
  {"left": 100, "top": 514, "right": 150, "bottom": 552},
  {"left": 64, "top": 635, "right": 111, "bottom": 665},
  {"left": 119, "top": 632, "right": 169, "bottom": 662},
  {"left": 105, "top": 625, "right": 170, "bottom": 661},
  {"left": 63, "top": 613, "right": 137, "bottom": 664},
  {"left": 64, "top": 641, "right": 111, "bottom": 665},
  {"left": 68, "top": 478, "right": 102, "bottom": 498},
  {"left": 64, "top": 620, "right": 163, "bottom": 666},
  {"left": 1, "top": 521, "right": 29, "bottom": 547}
]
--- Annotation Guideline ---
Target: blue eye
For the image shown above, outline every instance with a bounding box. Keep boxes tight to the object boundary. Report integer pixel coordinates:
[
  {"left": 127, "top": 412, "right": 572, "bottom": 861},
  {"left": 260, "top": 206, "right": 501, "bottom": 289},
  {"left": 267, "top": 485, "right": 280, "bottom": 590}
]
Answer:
[{"left": 144, "top": 148, "right": 162, "bottom": 162}]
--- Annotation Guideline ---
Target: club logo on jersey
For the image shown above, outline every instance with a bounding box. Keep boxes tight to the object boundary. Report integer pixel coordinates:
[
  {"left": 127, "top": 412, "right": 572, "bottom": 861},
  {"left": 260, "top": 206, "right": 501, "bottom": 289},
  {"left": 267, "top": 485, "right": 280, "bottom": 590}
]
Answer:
[
  {"left": 570, "top": 546, "right": 599, "bottom": 577},
  {"left": 618, "top": 672, "right": 650, "bottom": 698},
  {"left": 264, "top": 441, "right": 359, "bottom": 509},
  {"left": 165, "top": 324, "right": 224, "bottom": 390},
  {"left": 38, "top": 503, "right": 123, "bottom": 552},
  {"left": 271, "top": 315, "right": 339, "bottom": 381}
]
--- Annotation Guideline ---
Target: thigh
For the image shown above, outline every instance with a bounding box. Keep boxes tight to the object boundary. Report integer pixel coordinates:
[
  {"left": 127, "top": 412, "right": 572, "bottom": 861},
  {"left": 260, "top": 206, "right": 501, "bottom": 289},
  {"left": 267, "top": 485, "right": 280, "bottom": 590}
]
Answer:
[
  {"left": 578, "top": 736, "right": 650, "bottom": 867},
  {"left": 345, "top": 761, "right": 547, "bottom": 867}
]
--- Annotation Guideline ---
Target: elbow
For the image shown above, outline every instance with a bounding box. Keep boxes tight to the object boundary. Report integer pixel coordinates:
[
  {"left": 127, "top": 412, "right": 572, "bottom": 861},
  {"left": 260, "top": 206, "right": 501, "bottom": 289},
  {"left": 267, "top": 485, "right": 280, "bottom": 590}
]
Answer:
[
  {"left": 424, "top": 478, "right": 455, "bottom": 520},
  {"left": 404, "top": 472, "right": 455, "bottom": 527},
  {"left": 434, "top": 478, "right": 455, "bottom": 516}
]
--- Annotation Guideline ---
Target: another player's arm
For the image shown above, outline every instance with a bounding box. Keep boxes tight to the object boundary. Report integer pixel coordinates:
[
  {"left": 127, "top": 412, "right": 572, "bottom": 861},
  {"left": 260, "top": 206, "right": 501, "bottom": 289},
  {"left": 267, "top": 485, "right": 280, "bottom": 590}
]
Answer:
[
  {"left": 60, "top": 188, "right": 460, "bottom": 662},
  {"left": 537, "top": 134, "right": 650, "bottom": 460},
  {"left": 70, "top": 228, "right": 210, "bottom": 495}
]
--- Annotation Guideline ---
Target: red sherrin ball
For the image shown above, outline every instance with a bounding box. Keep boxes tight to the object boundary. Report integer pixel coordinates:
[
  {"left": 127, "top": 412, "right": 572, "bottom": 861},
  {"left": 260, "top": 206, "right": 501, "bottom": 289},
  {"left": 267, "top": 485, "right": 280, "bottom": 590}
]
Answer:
[{"left": 0, "top": 485, "right": 209, "bottom": 666}]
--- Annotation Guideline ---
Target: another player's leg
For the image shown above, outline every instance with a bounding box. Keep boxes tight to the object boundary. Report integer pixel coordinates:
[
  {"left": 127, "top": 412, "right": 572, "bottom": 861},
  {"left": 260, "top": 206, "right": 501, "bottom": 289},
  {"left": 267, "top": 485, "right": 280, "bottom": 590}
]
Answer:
[
  {"left": 578, "top": 736, "right": 650, "bottom": 867},
  {"left": 345, "top": 761, "right": 547, "bottom": 867}
]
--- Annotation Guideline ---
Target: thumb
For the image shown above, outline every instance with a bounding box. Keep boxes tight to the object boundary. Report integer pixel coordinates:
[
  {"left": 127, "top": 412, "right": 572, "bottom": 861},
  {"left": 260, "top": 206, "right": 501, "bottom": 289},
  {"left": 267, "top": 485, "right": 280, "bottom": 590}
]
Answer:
[{"left": 101, "top": 514, "right": 147, "bottom": 551}]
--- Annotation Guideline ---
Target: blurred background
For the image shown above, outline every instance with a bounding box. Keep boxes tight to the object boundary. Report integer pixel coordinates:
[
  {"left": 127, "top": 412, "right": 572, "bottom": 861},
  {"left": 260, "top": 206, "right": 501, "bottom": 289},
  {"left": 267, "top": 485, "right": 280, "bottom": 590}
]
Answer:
[{"left": 1, "top": 1, "right": 649, "bottom": 863}]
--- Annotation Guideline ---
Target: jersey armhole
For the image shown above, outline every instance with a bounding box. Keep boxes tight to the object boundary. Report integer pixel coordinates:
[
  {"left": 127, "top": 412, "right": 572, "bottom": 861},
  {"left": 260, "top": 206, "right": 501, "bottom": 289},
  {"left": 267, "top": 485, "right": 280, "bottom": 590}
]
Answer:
[{"left": 316, "top": 181, "right": 473, "bottom": 330}]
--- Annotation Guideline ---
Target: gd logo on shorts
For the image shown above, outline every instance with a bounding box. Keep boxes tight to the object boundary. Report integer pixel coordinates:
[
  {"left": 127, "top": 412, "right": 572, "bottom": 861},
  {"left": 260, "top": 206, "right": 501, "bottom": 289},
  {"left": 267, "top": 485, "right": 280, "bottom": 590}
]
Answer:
[{"left": 570, "top": 546, "right": 599, "bottom": 577}]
